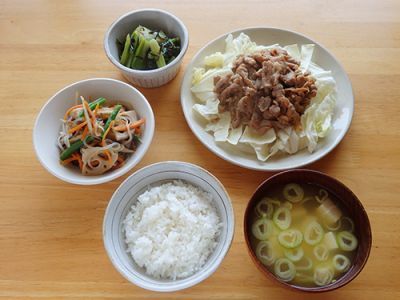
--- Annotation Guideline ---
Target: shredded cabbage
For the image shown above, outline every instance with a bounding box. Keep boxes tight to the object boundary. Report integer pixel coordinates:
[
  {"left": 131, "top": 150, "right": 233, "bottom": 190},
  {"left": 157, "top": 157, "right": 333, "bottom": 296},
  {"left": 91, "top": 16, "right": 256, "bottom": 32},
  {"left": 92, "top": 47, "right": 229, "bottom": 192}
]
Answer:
[{"left": 191, "top": 33, "right": 337, "bottom": 161}]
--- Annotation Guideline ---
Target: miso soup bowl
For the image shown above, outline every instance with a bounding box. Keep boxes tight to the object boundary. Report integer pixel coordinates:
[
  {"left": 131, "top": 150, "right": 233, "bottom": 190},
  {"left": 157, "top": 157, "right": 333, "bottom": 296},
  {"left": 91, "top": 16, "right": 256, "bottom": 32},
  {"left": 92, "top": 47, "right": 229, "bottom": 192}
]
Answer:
[
  {"left": 104, "top": 9, "right": 189, "bottom": 88},
  {"left": 244, "top": 169, "right": 372, "bottom": 292}
]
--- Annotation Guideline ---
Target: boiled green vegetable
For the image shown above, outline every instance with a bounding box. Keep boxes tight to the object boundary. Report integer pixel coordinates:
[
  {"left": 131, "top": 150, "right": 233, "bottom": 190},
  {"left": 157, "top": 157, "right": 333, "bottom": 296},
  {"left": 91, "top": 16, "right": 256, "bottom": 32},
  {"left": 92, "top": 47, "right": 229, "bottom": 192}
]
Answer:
[{"left": 118, "top": 25, "right": 181, "bottom": 70}]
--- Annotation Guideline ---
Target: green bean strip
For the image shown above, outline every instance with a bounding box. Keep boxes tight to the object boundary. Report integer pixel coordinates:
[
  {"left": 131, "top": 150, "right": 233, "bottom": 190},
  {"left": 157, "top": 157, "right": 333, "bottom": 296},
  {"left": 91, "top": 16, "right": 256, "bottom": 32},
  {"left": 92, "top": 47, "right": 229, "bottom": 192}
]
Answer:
[
  {"left": 60, "top": 136, "right": 94, "bottom": 160},
  {"left": 78, "top": 97, "right": 106, "bottom": 118},
  {"left": 102, "top": 105, "right": 122, "bottom": 138}
]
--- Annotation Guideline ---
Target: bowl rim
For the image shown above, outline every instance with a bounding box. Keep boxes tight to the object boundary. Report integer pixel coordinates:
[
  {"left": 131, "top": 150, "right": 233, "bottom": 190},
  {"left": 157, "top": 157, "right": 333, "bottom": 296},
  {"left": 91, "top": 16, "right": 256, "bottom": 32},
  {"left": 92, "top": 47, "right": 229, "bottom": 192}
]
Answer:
[
  {"left": 104, "top": 8, "right": 189, "bottom": 75},
  {"left": 32, "top": 77, "right": 155, "bottom": 185},
  {"left": 180, "top": 26, "right": 354, "bottom": 171},
  {"left": 243, "top": 169, "right": 372, "bottom": 292},
  {"left": 102, "top": 160, "right": 235, "bottom": 292}
]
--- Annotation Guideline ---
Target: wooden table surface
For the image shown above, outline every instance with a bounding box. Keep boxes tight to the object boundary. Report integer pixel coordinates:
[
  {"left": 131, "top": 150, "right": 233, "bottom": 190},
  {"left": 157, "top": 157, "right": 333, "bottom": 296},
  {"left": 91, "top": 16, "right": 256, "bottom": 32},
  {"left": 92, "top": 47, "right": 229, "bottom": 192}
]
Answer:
[{"left": 1, "top": 0, "right": 400, "bottom": 299}]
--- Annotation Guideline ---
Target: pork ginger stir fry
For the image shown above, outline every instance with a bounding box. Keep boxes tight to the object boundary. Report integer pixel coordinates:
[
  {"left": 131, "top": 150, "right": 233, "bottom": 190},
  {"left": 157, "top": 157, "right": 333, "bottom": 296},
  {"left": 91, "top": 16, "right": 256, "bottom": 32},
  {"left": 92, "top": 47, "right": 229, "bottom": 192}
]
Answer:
[
  {"left": 58, "top": 96, "right": 145, "bottom": 175},
  {"left": 214, "top": 48, "right": 317, "bottom": 134}
]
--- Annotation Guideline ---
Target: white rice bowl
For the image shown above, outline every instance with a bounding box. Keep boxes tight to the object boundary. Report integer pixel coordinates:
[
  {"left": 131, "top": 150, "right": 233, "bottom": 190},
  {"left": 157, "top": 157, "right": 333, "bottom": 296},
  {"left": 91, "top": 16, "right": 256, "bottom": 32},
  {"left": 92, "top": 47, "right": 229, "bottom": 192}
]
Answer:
[
  {"left": 103, "top": 161, "right": 234, "bottom": 292},
  {"left": 123, "top": 180, "right": 222, "bottom": 280}
]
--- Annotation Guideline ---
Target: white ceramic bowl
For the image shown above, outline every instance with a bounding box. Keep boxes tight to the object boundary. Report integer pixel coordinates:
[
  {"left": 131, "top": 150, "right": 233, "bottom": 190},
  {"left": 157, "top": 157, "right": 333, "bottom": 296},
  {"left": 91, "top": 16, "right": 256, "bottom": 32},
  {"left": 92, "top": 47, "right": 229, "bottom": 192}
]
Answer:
[
  {"left": 103, "top": 161, "right": 234, "bottom": 292},
  {"left": 33, "top": 78, "right": 155, "bottom": 185},
  {"left": 180, "top": 27, "right": 354, "bottom": 171},
  {"left": 104, "top": 9, "right": 189, "bottom": 88}
]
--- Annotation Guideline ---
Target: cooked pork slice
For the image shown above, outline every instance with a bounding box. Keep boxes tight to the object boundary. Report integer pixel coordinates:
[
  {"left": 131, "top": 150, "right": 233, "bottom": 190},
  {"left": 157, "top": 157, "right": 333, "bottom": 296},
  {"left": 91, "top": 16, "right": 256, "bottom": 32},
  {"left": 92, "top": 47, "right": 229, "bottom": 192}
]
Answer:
[{"left": 213, "top": 47, "right": 318, "bottom": 131}]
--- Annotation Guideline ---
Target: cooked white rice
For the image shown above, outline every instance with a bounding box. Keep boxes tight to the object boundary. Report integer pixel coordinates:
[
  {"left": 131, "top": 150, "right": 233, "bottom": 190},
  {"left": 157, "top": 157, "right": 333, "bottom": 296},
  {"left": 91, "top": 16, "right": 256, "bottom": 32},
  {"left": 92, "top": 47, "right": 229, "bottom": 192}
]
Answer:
[{"left": 123, "top": 180, "right": 222, "bottom": 280}]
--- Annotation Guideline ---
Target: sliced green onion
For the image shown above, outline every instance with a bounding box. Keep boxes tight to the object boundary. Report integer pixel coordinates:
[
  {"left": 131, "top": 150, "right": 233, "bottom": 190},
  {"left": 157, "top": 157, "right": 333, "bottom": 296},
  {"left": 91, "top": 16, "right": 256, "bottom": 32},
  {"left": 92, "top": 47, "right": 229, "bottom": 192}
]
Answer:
[
  {"left": 340, "top": 217, "right": 355, "bottom": 232},
  {"left": 283, "top": 183, "right": 304, "bottom": 203},
  {"left": 323, "top": 232, "right": 338, "bottom": 250},
  {"left": 274, "top": 258, "right": 296, "bottom": 282},
  {"left": 302, "top": 196, "right": 321, "bottom": 212},
  {"left": 315, "top": 189, "right": 329, "bottom": 203},
  {"left": 313, "top": 266, "right": 334, "bottom": 286},
  {"left": 324, "top": 218, "right": 341, "bottom": 231},
  {"left": 278, "top": 229, "right": 303, "bottom": 249},
  {"left": 333, "top": 254, "right": 351, "bottom": 273},
  {"left": 255, "top": 199, "right": 274, "bottom": 219},
  {"left": 304, "top": 220, "right": 324, "bottom": 246},
  {"left": 295, "top": 256, "right": 313, "bottom": 271},
  {"left": 264, "top": 197, "right": 281, "bottom": 208},
  {"left": 273, "top": 207, "right": 291, "bottom": 230},
  {"left": 282, "top": 201, "right": 293, "bottom": 210},
  {"left": 284, "top": 247, "right": 304, "bottom": 262},
  {"left": 337, "top": 231, "right": 358, "bottom": 251},
  {"left": 252, "top": 218, "right": 274, "bottom": 241},
  {"left": 313, "top": 244, "right": 329, "bottom": 261},
  {"left": 256, "top": 241, "right": 276, "bottom": 266},
  {"left": 300, "top": 196, "right": 314, "bottom": 204}
]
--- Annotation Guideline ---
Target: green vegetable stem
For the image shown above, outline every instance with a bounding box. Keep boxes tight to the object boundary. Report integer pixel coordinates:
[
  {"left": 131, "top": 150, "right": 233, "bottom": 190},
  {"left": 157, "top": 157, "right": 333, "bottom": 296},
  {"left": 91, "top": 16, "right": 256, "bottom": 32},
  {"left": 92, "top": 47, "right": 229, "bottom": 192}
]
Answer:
[
  {"left": 60, "top": 136, "right": 94, "bottom": 161},
  {"left": 102, "top": 104, "right": 122, "bottom": 138}
]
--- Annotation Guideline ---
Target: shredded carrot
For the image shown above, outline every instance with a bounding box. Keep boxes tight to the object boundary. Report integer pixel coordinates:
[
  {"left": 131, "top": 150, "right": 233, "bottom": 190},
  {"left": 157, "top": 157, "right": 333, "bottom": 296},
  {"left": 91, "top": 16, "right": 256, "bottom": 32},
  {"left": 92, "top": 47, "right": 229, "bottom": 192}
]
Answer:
[
  {"left": 101, "top": 120, "right": 114, "bottom": 162},
  {"left": 101, "top": 140, "right": 112, "bottom": 162},
  {"left": 72, "top": 153, "right": 83, "bottom": 170},
  {"left": 93, "top": 103, "right": 100, "bottom": 118},
  {"left": 68, "top": 121, "right": 87, "bottom": 134},
  {"left": 63, "top": 104, "right": 82, "bottom": 120},
  {"left": 82, "top": 99, "right": 96, "bottom": 129},
  {"left": 60, "top": 155, "right": 79, "bottom": 165},
  {"left": 81, "top": 126, "right": 88, "bottom": 141},
  {"left": 112, "top": 118, "right": 145, "bottom": 131}
]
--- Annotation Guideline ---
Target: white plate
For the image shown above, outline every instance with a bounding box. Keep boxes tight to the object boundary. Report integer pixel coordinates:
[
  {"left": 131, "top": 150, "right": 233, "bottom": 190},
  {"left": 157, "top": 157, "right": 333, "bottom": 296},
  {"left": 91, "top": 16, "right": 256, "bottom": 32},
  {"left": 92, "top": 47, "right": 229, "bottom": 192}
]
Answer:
[{"left": 180, "top": 27, "right": 354, "bottom": 171}]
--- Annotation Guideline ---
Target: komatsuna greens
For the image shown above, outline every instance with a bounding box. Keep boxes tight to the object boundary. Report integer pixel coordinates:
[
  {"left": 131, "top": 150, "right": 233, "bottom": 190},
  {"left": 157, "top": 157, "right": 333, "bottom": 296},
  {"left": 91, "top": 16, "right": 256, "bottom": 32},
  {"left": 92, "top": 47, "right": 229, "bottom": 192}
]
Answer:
[{"left": 118, "top": 25, "right": 181, "bottom": 70}]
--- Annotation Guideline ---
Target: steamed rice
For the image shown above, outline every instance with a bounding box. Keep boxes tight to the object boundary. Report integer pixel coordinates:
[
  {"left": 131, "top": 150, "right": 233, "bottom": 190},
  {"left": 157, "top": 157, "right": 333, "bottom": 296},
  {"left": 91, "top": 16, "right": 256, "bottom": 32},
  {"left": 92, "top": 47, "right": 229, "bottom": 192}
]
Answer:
[{"left": 123, "top": 180, "right": 222, "bottom": 280}]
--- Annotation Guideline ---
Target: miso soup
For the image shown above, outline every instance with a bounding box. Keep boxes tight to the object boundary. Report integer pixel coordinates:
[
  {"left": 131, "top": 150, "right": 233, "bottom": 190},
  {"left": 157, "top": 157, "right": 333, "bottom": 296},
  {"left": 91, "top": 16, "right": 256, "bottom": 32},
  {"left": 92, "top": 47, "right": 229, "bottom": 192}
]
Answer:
[{"left": 249, "top": 183, "right": 358, "bottom": 287}]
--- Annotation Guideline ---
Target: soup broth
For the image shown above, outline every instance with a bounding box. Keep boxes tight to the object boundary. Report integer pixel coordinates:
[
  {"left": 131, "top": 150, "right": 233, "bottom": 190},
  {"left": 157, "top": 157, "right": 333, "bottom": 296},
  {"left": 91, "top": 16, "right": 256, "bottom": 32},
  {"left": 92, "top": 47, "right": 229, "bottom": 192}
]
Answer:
[{"left": 249, "top": 183, "right": 358, "bottom": 287}]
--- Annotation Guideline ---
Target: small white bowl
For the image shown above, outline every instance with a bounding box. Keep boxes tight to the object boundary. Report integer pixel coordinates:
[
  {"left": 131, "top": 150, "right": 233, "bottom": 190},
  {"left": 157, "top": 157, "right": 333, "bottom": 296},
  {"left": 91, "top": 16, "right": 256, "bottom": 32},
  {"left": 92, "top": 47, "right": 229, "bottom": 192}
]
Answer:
[
  {"left": 104, "top": 9, "right": 189, "bottom": 88},
  {"left": 33, "top": 78, "right": 155, "bottom": 185},
  {"left": 103, "top": 161, "right": 235, "bottom": 292}
]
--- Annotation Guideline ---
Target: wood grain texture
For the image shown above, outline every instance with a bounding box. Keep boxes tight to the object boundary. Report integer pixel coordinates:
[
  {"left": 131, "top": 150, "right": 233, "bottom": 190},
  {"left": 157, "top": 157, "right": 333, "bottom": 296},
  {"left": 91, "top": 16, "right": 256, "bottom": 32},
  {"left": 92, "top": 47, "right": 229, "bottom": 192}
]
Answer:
[{"left": 1, "top": 0, "right": 400, "bottom": 299}]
